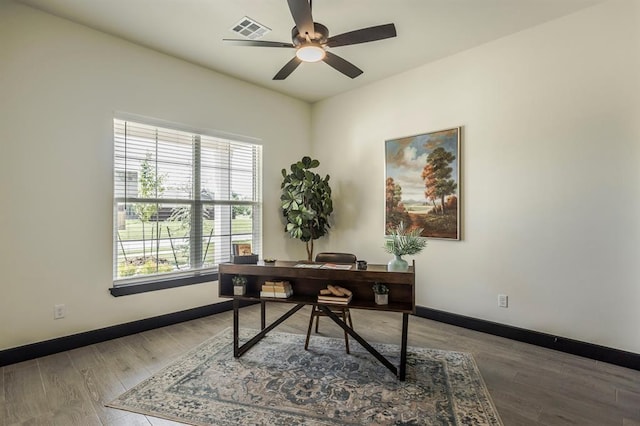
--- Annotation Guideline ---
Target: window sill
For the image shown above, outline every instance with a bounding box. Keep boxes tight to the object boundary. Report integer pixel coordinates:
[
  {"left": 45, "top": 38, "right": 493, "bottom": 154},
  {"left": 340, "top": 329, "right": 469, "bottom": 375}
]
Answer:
[{"left": 110, "top": 272, "right": 218, "bottom": 297}]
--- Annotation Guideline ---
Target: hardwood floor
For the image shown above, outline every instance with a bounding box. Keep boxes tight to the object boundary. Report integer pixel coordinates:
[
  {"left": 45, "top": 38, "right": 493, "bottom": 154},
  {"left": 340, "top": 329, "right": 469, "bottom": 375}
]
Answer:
[{"left": 1, "top": 304, "right": 639, "bottom": 425}]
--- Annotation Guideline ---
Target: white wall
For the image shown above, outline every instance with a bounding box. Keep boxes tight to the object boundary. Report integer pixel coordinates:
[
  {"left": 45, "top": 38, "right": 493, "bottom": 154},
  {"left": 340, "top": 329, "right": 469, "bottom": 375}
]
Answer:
[
  {"left": 311, "top": 0, "right": 640, "bottom": 353},
  {"left": 2, "top": 0, "right": 639, "bottom": 356},
  {"left": 0, "top": 1, "right": 310, "bottom": 350}
]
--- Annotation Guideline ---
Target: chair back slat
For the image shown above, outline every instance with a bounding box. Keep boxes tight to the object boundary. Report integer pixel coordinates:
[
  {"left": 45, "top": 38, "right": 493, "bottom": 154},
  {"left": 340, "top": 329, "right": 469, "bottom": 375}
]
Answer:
[{"left": 314, "top": 252, "right": 356, "bottom": 264}]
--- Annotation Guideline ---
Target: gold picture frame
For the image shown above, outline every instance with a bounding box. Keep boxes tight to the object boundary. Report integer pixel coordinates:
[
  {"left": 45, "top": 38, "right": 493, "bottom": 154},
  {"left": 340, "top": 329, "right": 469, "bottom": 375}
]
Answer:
[
  {"left": 233, "top": 243, "right": 253, "bottom": 256},
  {"left": 385, "top": 127, "right": 461, "bottom": 240}
]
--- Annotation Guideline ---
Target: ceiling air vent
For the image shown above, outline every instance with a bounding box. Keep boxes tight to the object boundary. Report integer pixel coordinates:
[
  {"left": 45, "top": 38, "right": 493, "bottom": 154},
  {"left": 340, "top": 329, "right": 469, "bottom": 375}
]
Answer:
[{"left": 231, "top": 17, "right": 271, "bottom": 40}]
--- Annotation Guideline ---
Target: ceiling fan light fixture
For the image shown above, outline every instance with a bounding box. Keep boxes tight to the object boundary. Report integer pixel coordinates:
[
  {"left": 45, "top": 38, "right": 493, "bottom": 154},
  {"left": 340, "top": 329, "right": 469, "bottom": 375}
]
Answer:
[{"left": 296, "top": 44, "right": 325, "bottom": 62}]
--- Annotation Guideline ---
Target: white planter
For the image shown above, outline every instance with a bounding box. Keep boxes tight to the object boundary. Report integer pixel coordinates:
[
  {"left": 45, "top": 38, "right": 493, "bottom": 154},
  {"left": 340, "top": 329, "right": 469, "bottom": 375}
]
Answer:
[
  {"left": 374, "top": 293, "right": 388, "bottom": 305},
  {"left": 233, "top": 284, "right": 246, "bottom": 296}
]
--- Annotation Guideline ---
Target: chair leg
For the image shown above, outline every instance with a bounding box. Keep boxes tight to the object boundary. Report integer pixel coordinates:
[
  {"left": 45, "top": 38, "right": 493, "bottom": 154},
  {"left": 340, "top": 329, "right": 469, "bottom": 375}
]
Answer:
[
  {"left": 305, "top": 306, "right": 352, "bottom": 354},
  {"left": 304, "top": 307, "right": 315, "bottom": 350}
]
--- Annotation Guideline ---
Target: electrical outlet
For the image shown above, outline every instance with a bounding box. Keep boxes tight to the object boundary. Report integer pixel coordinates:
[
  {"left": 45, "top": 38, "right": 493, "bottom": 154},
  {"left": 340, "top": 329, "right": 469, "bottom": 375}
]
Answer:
[
  {"left": 498, "top": 294, "right": 508, "bottom": 308},
  {"left": 54, "top": 304, "right": 66, "bottom": 319}
]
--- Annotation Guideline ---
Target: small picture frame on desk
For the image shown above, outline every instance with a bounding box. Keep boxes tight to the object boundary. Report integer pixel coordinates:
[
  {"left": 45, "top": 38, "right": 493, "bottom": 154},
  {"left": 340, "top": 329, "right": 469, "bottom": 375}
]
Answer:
[{"left": 233, "top": 243, "right": 252, "bottom": 256}]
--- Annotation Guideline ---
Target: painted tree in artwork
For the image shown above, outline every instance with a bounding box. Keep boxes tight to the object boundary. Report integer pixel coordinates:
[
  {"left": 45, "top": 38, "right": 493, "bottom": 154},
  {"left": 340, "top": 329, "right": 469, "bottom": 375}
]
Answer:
[
  {"left": 421, "top": 164, "right": 439, "bottom": 211},
  {"left": 386, "top": 177, "right": 402, "bottom": 209},
  {"left": 421, "top": 147, "right": 457, "bottom": 215},
  {"left": 385, "top": 177, "right": 410, "bottom": 231}
]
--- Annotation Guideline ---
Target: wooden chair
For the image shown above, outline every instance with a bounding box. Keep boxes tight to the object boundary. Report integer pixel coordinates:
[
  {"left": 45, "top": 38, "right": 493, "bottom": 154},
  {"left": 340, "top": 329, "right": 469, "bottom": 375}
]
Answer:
[{"left": 304, "top": 252, "right": 357, "bottom": 353}]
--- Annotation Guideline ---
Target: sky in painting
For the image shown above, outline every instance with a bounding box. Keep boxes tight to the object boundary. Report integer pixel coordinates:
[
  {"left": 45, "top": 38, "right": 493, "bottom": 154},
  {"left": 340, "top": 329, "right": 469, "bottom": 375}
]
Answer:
[{"left": 385, "top": 128, "right": 459, "bottom": 202}]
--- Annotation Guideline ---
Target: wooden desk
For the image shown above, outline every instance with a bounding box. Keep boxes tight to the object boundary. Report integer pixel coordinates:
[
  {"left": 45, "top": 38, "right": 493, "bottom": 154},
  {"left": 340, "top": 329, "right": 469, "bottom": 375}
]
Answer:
[{"left": 218, "top": 260, "right": 415, "bottom": 380}]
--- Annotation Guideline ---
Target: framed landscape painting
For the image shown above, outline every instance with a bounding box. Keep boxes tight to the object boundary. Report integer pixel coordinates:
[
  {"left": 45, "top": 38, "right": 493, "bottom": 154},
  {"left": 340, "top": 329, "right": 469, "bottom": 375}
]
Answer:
[{"left": 385, "top": 127, "right": 461, "bottom": 240}]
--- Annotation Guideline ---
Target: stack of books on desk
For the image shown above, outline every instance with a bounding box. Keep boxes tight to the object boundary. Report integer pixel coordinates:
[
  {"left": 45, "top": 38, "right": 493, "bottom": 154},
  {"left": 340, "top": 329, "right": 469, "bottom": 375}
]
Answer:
[
  {"left": 260, "top": 281, "right": 293, "bottom": 299},
  {"left": 317, "top": 284, "right": 352, "bottom": 305}
]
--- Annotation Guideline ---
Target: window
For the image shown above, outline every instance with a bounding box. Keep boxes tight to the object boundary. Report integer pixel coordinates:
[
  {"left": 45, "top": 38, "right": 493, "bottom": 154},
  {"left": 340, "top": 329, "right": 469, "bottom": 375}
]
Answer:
[{"left": 112, "top": 117, "right": 262, "bottom": 294}]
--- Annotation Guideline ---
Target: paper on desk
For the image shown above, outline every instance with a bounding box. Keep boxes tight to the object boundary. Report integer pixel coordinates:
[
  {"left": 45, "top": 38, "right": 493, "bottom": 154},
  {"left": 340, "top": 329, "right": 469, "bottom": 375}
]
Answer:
[{"left": 320, "top": 263, "right": 352, "bottom": 270}]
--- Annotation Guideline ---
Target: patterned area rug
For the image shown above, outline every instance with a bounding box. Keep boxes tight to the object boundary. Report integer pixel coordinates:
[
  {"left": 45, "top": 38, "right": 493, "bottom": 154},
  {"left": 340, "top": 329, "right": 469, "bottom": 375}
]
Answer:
[{"left": 108, "top": 328, "right": 502, "bottom": 425}]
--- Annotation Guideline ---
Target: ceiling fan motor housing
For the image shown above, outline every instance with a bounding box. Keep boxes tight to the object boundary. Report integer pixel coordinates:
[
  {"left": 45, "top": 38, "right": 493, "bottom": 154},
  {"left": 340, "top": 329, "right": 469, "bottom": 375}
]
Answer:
[{"left": 292, "top": 22, "right": 329, "bottom": 46}]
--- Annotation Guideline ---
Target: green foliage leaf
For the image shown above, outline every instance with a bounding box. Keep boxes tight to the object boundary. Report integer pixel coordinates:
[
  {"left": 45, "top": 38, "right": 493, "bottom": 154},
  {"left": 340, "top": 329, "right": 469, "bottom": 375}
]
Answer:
[
  {"left": 384, "top": 221, "right": 427, "bottom": 256},
  {"left": 304, "top": 171, "right": 313, "bottom": 183}
]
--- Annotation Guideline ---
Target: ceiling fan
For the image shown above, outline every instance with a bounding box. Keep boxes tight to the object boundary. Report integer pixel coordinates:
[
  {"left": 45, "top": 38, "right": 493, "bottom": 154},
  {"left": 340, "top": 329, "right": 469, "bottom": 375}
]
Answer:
[{"left": 223, "top": 0, "right": 397, "bottom": 80}]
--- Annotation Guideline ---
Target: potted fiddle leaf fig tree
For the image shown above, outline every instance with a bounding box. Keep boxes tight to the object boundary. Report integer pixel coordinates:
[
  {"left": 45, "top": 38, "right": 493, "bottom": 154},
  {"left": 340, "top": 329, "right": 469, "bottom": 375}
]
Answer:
[{"left": 281, "top": 156, "right": 333, "bottom": 261}]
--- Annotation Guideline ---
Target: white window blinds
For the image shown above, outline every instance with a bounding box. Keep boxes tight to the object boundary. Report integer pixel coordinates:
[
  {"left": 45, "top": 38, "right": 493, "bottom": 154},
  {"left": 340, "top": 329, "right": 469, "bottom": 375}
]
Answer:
[{"left": 113, "top": 118, "right": 262, "bottom": 284}]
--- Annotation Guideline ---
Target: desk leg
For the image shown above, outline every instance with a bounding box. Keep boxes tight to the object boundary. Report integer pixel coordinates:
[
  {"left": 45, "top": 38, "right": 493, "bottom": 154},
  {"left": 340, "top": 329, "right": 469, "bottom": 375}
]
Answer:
[
  {"left": 260, "top": 301, "right": 266, "bottom": 330},
  {"left": 235, "top": 303, "right": 306, "bottom": 358},
  {"left": 318, "top": 305, "right": 398, "bottom": 377},
  {"left": 233, "top": 298, "right": 240, "bottom": 358},
  {"left": 400, "top": 313, "right": 409, "bottom": 381}
]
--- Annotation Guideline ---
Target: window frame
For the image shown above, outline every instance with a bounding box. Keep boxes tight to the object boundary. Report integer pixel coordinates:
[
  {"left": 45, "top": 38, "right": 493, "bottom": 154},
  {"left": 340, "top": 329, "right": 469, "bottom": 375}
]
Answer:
[{"left": 111, "top": 113, "right": 262, "bottom": 296}]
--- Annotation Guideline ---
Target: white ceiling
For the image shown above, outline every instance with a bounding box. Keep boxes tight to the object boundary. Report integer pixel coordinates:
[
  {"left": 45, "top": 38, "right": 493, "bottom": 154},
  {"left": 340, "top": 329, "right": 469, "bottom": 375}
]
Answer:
[{"left": 18, "top": 0, "right": 603, "bottom": 103}]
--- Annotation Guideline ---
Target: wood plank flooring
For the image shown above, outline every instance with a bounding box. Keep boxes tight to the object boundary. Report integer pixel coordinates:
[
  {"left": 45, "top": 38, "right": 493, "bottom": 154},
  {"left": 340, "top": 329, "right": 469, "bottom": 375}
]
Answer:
[{"left": 1, "top": 304, "right": 639, "bottom": 425}]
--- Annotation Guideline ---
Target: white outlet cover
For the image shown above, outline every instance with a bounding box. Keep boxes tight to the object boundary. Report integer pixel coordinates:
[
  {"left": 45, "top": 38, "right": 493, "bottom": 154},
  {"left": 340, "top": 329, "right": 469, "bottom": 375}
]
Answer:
[
  {"left": 498, "top": 294, "right": 508, "bottom": 308},
  {"left": 54, "top": 304, "right": 66, "bottom": 319}
]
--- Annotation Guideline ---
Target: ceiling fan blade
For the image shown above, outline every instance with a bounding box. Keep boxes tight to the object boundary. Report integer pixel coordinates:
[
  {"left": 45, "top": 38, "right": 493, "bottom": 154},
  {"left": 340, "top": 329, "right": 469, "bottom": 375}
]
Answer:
[
  {"left": 287, "top": 0, "right": 314, "bottom": 37},
  {"left": 273, "top": 57, "right": 302, "bottom": 80},
  {"left": 223, "top": 39, "right": 294, "bottom": 48},
  {"left": 326, "top": 23, "right": 397, "bottom": 48},
  {"left": 322, "top": 51, "right": 363, "bottom": 79}
]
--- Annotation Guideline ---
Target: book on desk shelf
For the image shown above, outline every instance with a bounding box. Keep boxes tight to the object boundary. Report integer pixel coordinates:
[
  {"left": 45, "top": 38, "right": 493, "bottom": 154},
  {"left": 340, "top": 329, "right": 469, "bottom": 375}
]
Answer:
[
  {"left": 260, "top": 281, "right": 293, "bottom": 298},
  {"left": 317, "top": 294, "right": 352, "bottom": 305},
  {"left": 260, "top": 291, "right": 292, "bottom": 299},
  {"left": 263, "top": 280, "right": 289, "bottom": 287}
]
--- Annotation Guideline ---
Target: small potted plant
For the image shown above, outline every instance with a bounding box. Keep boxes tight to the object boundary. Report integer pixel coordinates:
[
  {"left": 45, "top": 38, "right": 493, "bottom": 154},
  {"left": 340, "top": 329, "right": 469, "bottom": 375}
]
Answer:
[
  {"left": 372, "top": 282, "right": 389, "bottom": 305},
  {"left": 232, "top": 275, "right": 248, "bottom": 296},
  {"left": 384, "top": 221, "right": 427, "bottom": 271}
]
